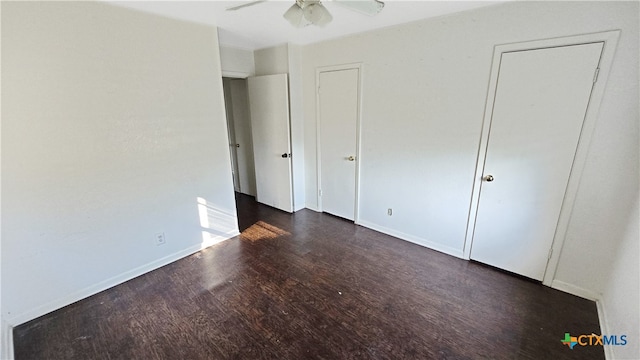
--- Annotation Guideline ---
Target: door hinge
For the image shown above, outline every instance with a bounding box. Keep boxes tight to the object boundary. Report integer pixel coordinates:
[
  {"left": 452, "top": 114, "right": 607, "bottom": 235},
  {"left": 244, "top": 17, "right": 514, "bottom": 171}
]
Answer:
[
  {"left": 317, "top": 86, "right": 321, "bottom": 94},
  {"left": 319, "top": 189, "right": 322, "bottom": 197},
  {"left": 593, "top": 67, "right": 600, "bottom": 83},
  {"left": 548, "top": 248, "right": 553, "bottom": 260}
]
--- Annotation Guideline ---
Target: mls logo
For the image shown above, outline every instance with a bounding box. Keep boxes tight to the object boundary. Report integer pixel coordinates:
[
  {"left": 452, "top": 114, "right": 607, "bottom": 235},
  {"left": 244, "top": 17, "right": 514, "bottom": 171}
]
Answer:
[
  {"left": 561, "top": 332, "right": 628, "bottom": 349},
  {"left": 561, "top": 333, "right": 578, "bottom": 349}
]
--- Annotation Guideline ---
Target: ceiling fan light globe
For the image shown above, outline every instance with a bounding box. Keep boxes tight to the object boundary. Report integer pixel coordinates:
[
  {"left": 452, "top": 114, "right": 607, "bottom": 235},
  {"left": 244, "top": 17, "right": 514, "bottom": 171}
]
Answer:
[
  {"left": 302, "top": 3, "right": 322, "bottom": 23},
  {"left": 314, "top": 5, "right": 333, "bottom": 27},
  {"left": 283, "top": 3, "right": 311, "bottom": 28},
  {"left": 303, "top": 3, "right": 332, "bottom": 26}
]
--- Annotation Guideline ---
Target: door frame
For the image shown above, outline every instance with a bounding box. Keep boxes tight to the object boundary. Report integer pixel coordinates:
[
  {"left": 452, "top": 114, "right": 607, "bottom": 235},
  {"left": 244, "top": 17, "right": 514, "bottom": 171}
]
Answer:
[
  {"left": 316, "top": 63, "right": 363, "bottom": 222},
  {"left": 222, "top": 75, "right": 257, "bottom": 197},
  {"left": 222, "top": 72, "right": 251, "bottom": 195},
  {"left": 222, "top": 70, "right": 251, "bottom": 79},
  {"left": 462, "top": 30, "right": 620, "bottom": 287},
  {"left": 222, "top": 78, "right": 242, "bottom": 192}
]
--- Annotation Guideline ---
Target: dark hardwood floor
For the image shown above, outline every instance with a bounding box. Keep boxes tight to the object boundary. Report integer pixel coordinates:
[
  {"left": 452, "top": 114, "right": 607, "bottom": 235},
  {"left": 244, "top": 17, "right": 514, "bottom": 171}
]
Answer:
[{"left": 14, "top": 193, "right": 603, "bottom": 359}]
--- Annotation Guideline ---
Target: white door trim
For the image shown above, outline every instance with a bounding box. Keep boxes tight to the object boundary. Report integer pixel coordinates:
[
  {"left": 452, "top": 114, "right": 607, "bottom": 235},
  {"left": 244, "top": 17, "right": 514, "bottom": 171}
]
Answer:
[
  {"left": 221, "top": 70, "right": 251, "bottom": 79},
  {"left": 316, "top": 63, "right": 363, "bottom": 223},
  {"left": 462, "top": 30, "right": 620, "bottom": 287}
]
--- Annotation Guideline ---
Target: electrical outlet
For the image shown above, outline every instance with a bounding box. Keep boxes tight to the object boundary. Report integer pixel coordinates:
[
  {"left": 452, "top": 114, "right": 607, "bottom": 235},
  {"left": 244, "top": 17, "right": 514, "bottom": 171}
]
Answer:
[
  {"left": 387, "top": 208, "right": 393, "bottom": 216},
  {"left": 155, "top": 232, "right": 166, "bottom": 246}
]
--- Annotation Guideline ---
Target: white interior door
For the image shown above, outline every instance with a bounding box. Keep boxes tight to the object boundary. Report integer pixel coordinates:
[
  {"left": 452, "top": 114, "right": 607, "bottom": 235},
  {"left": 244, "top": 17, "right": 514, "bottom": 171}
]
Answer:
[
  {"left": 319, "top": 68, "right": 359, "bottom": 220},
  {"left": 229, "top": 79, "right": 256, "bottom": 196},
  {"left": 471, "top": 43, "right": 603, "bottom": 280},
  {"left": 247, "top": 74, "right": 293, "bottom": 212}
]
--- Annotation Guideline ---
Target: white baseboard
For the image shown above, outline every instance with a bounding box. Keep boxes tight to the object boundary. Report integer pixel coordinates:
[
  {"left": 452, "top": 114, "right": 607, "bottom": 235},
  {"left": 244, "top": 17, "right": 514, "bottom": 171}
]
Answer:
[
  {"left": 356, "top": 220, "right": 464, "bottom": 259},
  {"left": 1, "top": 320, "right": 14, "bottom": 360},
  {"left": 550, "top": 280, "right": 600, "bottom": 301},
  {"left": 550, "top": 280, "right": 611, "bottom": 359},
  {"left": 5, "top": 230, "right": 239, "bottom": 329}
]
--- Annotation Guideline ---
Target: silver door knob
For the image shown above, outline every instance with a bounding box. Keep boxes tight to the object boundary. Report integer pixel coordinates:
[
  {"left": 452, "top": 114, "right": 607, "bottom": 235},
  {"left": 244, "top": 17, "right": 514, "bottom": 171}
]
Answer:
[
  {"left": 347, "top": 156, "right": 356, "bottom": 161},
  {"left": 483, "top": 174, "right": 494, "bottom": 182}
]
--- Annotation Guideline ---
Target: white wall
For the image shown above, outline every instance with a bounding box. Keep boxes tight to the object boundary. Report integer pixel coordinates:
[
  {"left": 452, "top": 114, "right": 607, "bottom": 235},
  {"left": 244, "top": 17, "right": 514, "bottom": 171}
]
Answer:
[
  {"left": 553, "top": 4, "right": 639, "bottom": 296},
  {"left": 254, "top": 44, "right": 289, "bottom": 76},
  {"left": 253, "top": 44, "right": 306, "bottom": 211},
  {"left": 1, "top": 2, "right": 238, "bottom": 350},
  {"left": 219, "top": 45, "right": 255, "bottom": 77},
  {"left": 600, "top": 195, "right": 639, "bottom": 359},
  {"left": 0, "top": 0, "right": 4, "bottom": 348},
  {"left": 302, "top": 5, "right": 498, "bottom": 256},
  {"left": 300, "top": 0, "right": 638, "bottom": 338}
]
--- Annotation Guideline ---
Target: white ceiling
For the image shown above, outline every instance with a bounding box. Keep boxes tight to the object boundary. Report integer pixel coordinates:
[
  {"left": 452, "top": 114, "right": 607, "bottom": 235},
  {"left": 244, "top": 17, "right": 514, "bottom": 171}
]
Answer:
[{"left": 109, "top": 0, "right": 504, "bottom": 50}]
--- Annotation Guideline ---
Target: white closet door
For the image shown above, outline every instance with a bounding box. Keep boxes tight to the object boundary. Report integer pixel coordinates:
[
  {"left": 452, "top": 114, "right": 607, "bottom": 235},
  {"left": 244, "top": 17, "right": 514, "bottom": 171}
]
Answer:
[
  {"left": 471, "top": 43, "right": 603, "bottom": 280},
  {"left": 319, "top": 68, "right": 359, "bottom": 220},
  {"left": 247, "top": 74, "right": 293, "bottom": 212}
]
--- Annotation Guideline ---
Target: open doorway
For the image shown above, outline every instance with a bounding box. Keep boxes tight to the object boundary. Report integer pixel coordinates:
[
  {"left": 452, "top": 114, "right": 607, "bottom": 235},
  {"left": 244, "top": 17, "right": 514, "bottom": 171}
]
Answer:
[{"left": 222, "top": 77, "right": 257, "bottom": 197}]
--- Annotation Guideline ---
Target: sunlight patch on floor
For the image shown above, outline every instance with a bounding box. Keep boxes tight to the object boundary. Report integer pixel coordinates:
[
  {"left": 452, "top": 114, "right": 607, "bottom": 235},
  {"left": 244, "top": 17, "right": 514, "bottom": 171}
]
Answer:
[{"left": 241, "top": 221, "right": 290, "bottom": 242}]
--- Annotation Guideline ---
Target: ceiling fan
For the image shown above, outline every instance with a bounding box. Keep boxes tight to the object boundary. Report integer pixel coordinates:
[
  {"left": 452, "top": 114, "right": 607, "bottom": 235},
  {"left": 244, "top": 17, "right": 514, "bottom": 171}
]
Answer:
[{"left": 226, "top": 0, "right": 385, "bottom": 28}]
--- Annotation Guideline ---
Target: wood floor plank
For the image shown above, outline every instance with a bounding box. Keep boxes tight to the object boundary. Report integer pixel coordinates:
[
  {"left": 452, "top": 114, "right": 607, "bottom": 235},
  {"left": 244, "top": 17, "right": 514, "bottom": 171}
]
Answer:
[{"left": 13, "top": 193, "right": 604, "bottom": 359}]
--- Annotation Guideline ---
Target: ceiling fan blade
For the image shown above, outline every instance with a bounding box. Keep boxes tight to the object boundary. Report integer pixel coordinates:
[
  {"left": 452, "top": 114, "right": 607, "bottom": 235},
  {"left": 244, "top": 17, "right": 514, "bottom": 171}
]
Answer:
[
  {"left": 332, "top": 0, "right": 384, "bottom": 16},
  {"left": 226, "top": 1, "right": 268, "bottom": 11}
]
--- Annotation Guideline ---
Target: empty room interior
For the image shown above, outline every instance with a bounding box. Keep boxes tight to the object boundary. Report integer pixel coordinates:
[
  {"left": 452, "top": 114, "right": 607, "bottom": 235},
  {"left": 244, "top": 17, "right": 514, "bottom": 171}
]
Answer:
[{"left": 1, "top": 1, "right": 638, "bottom": 359}]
